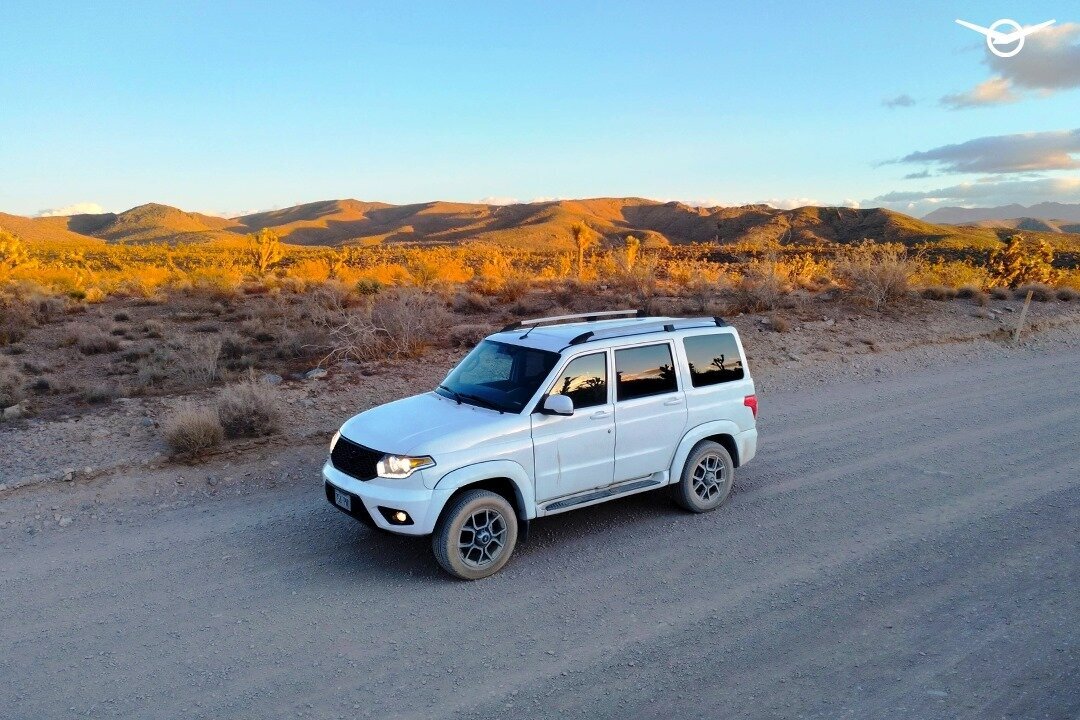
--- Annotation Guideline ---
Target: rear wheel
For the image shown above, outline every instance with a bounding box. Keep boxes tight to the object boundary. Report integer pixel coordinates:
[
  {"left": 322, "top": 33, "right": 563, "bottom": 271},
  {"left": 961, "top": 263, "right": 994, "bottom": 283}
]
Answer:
[
  {"left": 432, "top": 489, "right": 518, "bottom": 580},
  {"left": 673, "top": 440, "right": 734, "bottom": 512}
]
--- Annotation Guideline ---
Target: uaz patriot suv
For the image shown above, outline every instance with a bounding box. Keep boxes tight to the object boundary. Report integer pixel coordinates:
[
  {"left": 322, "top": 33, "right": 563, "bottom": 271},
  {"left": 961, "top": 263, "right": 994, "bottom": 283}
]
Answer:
[{"left": 323, "top": 310, "right": 758, "bottom": 579}]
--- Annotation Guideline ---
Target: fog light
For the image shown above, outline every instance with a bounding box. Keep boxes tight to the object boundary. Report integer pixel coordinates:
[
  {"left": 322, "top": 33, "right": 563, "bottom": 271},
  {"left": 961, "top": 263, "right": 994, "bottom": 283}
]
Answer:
[{"left": 377, "top": 507, "right": 414, "bottom": 525}]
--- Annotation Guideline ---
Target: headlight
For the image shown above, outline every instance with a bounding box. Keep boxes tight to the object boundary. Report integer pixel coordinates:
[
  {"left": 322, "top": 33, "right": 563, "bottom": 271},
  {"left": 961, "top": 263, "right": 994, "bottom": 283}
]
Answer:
[
  {"left": 329, "top": 430, "right": 341, "bottom": 453},
  {"left": 376, "top": 454, "right": 435, "bottom": 479}
]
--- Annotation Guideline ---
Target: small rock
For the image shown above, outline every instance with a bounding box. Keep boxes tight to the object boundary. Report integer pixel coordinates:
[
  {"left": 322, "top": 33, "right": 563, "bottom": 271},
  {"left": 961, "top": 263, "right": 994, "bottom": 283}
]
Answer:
[
  {"left": 261, "top": 373, "right": 283, "bottom": 385},
  {"left": 63, "top": 469, "right": 75, "bottom": 482},
  {"left": 0, "top": 483, "right": 7, "bottom": 492},
  {"left": 1, "top": 403, "right": 24, "bottom": 420},
  {"left": 58, "top": 517, "right": 73, "bottom": 528},
  {"left": 305, "top": 368, "right": 328, "bottom": 380}
]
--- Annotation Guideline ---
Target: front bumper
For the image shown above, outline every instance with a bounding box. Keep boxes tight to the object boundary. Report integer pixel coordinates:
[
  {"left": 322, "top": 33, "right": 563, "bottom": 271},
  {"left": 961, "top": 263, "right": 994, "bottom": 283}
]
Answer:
[{"left": 322, "top": 461, "right": 440, "bottom": 536}]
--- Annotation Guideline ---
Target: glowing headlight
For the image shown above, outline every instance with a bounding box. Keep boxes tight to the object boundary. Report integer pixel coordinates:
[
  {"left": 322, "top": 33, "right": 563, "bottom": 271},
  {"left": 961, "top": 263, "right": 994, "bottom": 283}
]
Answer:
[
  {"left": 376, "top": 454, "right": 435, "bottom": 479},
  {"left": 329, "top": 430, "right": 341, "bottom": 453}
]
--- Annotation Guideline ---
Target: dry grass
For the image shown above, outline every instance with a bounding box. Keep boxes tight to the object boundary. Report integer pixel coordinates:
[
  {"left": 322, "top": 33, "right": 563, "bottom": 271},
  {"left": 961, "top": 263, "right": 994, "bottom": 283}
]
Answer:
[
  {"left": 216, "top": 376, "right": 282, "bottom": 439},
  {"left": 326, "top": 289, "right": 450, "bottom": 362},
  {"left": 0, "top": 357, "right": 25, "bottom": 408},
  {"left": 162, "top": 406, "right": 224, "bottom": 458},
  {"left": 1015, "top": 283, "right": 1054, "bottom": 302},
  {"left": 835, "top": 242, "right": 914, "bottom": 308},
  {"left": 63, "top": 323, "right": 120, "bottom": 355}
]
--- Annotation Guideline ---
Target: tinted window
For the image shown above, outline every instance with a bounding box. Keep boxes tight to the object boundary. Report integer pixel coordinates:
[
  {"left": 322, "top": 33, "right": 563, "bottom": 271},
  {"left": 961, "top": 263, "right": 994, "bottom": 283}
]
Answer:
[
  {"left": 615, "top": 344, "right": 678, "bottom": 401},
  {"left": 549, "top": 353, "right": 607, "bottom": 409},
  {"left": 683, "top": 333, "right": 745, "bottom": 387},
  {"left": 439, "top": 340, "right": 560, "bottom": 413}
]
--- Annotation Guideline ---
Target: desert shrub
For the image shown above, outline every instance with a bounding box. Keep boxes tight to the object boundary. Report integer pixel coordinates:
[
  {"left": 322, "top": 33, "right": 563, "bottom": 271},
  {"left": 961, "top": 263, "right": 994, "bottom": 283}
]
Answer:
[
  {"left": 989, "top": 287, "right": 1010, "bottom": 300},
  {"left": 956, "top": 285, "right": 989, "bottom": 305},
  {"left": 327, "top": 289, "right": 450, "bottom": 361},
  {"left": 615, "top": 255, "right": 661, "bottom": 314},
  {"left": 727, "top": 260, "right": 787, "bottom": 313},
  {"left": 64, "top": 323, "right": 120, "bottom": 354},
  {"left": 990, "top": 235, "right": 1056, "bottom": 288},
  {"left": 82, "top": 383, "right": 119, "bottom": 404},
  {"left": 113, "top": 311, "right": 131, "bottom": 322},
  {"left": 0, "top": 296, "right": 35, "bottom": 345},
  {"left": 1015, "top": 283, "right": 1053, "bottom": 302},
  {"left": 216, "top": 377, "right": 282, "bottom": 439},
  {"left": 452, "top": 291, "right": 495, "bottom": 315},
  {"left": 448, "top": 323, "right": 492, "bottom": 347},
  {"left": 836, "top": 242, "right": 914, "bottom": 308},
  {"left": 921, "top": 286, "right": 957, "bottom": 301},
  {"left": 175, "top": 336, "right": 222, "bottom": 388},
  {"left": 162, "top": 406, "right": 224, "bottom": 458},
  {"left": 0, "top": 357, "right": 25, "bottom": 408},
  {"left": 768, "top": 314, "right": 790, "bottom": 332},
  {"left": 356, "top": 278, "right": 383, "bottom": 296},
  {"left": 1057, "top": 287, "right": 1078, "bottom": 301}
]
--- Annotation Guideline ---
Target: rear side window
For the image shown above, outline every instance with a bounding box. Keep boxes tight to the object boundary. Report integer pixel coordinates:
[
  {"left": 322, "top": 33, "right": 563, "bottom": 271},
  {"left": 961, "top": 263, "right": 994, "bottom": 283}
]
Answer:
[
  {"left": 683, "top": 333, "right": 745, "bottom": 387},
  {"left": 549, "top": 352, "right": 607, "bottom": 408},
  {"left": 615, "top": 344, "right": 678, "bottom": 401}
]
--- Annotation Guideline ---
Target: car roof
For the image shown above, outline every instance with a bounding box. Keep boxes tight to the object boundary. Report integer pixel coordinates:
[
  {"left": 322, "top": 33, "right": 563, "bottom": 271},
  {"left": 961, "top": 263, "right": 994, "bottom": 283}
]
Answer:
[{"left": 485, "top": 315, "right": 737, "bottom": 354}]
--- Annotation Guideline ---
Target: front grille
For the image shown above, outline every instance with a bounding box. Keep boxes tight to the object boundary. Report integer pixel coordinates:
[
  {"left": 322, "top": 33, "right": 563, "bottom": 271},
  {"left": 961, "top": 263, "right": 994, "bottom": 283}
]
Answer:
[{"left": 330, "top": 436, "right": 383, "bottom": 481}]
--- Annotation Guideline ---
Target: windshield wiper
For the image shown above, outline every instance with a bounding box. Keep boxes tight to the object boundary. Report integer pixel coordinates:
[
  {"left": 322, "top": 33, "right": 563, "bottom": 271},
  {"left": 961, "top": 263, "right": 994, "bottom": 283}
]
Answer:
[
  {"left": 457, "top": 392, "right": 505, "bottom": 414},
  {"left": 437, "top": 384, "right": 463, "bottom": 404}
]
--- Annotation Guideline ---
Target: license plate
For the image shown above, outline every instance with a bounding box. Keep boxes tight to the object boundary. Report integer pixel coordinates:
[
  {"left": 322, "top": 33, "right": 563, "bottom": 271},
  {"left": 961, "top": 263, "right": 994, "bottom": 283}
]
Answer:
[{"left": 334, "top": 489, "right": 352, "bottom": 511}]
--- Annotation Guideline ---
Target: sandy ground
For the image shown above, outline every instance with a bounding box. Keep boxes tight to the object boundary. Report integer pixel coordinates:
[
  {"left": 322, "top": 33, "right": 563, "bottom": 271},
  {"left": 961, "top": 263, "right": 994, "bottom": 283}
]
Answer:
[{"left": 0, "top": 311, "right": 1077, "bottom": 719}]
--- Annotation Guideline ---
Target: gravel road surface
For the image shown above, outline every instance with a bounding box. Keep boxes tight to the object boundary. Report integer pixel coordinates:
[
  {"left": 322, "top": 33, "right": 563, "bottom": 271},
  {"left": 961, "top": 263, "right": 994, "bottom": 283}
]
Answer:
[{"left": 2, "top": 342, "right": 1077, "bottom": 719}]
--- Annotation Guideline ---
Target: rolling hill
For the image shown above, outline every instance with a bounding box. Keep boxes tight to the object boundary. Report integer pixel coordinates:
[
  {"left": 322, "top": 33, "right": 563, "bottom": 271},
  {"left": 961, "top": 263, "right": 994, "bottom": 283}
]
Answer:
[{"left": 4, "top": 198, "right": 1078, "bottom": 252}]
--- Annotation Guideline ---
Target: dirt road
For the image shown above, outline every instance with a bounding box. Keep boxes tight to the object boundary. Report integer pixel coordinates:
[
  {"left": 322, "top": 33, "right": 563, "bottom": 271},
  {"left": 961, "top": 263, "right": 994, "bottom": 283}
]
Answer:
[{"left": 2, "top": 341, "right": 1078, "bottom": 719}]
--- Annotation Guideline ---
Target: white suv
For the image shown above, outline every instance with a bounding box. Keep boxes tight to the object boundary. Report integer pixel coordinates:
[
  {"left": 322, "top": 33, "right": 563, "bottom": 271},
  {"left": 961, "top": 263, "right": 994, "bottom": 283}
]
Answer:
[{"left": 323, "top": 310, "right": 758, "bottom": 579}]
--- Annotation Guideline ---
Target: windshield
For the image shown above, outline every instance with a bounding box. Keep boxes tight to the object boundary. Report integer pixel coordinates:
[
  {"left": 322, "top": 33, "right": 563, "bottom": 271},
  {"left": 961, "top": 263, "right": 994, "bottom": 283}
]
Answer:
[{"left": 436, "top": 340, "right": 560, "bottom": 413}]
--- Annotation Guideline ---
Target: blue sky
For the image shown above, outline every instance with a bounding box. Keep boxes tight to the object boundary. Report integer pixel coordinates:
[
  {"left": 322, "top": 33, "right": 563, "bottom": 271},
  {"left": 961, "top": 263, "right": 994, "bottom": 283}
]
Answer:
[{"left": 1, "top": 1, "right": 1077, "bottom": 217}]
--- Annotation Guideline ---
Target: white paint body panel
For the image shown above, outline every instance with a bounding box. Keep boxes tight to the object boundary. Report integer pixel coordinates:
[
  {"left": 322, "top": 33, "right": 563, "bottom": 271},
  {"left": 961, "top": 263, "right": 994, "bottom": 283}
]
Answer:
[{"left": 323, "top": 317, "right": 757, "bottom": 537}]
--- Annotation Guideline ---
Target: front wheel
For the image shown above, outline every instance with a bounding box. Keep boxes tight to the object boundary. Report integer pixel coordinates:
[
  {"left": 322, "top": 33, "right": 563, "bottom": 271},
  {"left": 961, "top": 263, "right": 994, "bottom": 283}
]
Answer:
[
  {"left": 432, "top": 489, "right": 518, "bottom": 580},
  {"left": 673, "top": 440, "right": 735, "bottom": 512}
]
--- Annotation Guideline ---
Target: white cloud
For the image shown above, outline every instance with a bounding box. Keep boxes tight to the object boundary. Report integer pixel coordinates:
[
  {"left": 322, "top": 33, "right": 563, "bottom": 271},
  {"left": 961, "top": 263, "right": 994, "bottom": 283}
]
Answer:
[
  {"left": 943, "top": 22, "right": 1080, "bottom": 108},
  {"left": 941, "top": 76, "right": 1017, "bottom": 109},
  {"left": 988, "top": 22, "right": 1080, "bottom": 90},
  {"left": 758, "top": 197, "right": 821, "bottom": 210},
  {"left": 894, "top": 129, "right": 1080, "bottom": 174},
  {"left": 37, "top": 202, "right": 106, "bottom": 217},
  {"left": 478, "top": 196, "right": 519, "bottom": 206}
]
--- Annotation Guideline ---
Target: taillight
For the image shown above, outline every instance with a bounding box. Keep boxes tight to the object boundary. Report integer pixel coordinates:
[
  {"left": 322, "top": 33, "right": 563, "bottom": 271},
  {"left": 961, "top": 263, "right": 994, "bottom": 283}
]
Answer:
[{"left": 744, "top": 394, "right": 758, "bottom": 418}]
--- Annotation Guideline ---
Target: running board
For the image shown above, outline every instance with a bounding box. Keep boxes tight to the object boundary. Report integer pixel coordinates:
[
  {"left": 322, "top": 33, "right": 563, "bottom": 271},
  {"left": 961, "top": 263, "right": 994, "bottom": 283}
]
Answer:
[{"left": 543, "top": 476, "right": 664, "bottom": 512}]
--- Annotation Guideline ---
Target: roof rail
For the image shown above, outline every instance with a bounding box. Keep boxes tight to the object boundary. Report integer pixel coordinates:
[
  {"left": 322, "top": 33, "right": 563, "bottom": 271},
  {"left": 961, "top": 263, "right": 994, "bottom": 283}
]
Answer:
[
  {"left": 567, "top": 316, "right": 728, "bottom": 346},
  {"left": 500, "top": 309, "right": 645, "bottom": 332}
]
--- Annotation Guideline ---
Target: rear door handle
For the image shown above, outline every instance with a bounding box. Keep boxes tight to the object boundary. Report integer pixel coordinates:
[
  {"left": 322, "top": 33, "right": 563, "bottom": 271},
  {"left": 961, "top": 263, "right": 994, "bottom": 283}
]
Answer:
[
  {"left": 663, "top": 398, "right": 683, "bottom": 406},
  {"left": 590, "top": 410, "right": 612, "bottom": 419}
]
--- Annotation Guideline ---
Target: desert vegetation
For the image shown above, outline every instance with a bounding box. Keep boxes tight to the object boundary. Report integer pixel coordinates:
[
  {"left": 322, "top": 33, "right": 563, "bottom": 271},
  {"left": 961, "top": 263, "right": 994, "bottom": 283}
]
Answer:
[{"left": 2, "top": 212, "right": 1078, "bottom": 449}]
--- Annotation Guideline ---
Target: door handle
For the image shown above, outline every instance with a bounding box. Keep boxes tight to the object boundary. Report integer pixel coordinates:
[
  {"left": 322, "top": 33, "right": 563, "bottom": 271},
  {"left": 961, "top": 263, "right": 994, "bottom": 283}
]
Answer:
[
  {"left": 590, "top": 410, "right": 612, "bottom": 419},
  {"left": 663, "top": 397, "right": 683, "bottom": 406}
]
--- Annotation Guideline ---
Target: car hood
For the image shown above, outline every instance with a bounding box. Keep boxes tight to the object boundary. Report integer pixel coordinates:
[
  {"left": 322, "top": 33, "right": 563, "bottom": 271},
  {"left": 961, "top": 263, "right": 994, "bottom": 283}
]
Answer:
[{"left": 338, "top": 392, "right": 530, "bottom": 455}]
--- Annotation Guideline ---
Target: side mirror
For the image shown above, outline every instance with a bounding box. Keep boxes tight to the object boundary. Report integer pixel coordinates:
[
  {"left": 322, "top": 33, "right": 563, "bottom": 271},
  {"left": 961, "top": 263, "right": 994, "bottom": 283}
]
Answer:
[{"left": 541, "top": 394, "right": 574, "bottom": 416}]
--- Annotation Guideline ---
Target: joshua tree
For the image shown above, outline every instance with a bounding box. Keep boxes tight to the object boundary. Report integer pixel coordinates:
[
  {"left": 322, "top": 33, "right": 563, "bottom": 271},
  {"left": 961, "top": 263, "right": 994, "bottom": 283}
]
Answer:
[
  {"left": 248, "top": 228, "right": 284, "bottom": 275},
  {"left": 624, "top": 235, "right": 641, "bottom": 270},
  {"left": 0, "top": 230, "right": 30, "bottom": 277},
  {"left": 571, "top": 222, "right": 598, "bottom": 278},
  {"left": 990, "top": 234, "right": 1055, "bottom": 288}
]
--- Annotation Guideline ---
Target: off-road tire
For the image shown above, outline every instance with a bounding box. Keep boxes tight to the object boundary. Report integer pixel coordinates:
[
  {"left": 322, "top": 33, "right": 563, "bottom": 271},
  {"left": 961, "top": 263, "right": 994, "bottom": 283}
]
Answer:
[
  {"left": 673, "top": 440, "right": 735, "bottom": 512},
  {"left": 432, "top": 489, "right": 518, "bottom": 580}
]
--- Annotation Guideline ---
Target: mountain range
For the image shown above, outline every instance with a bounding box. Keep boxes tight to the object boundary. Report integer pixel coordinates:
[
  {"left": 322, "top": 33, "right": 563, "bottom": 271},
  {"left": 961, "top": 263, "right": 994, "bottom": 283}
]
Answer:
[
  {"left": 923, "top": 202, "right": 1080, "bottom": 229},
  {"left": 3, "top": 198, "right": 1077, "bottom": 251}
]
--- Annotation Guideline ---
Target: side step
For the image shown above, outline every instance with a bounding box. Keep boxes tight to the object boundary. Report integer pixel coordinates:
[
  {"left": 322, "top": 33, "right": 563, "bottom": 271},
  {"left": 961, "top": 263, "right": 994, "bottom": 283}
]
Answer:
[{"left": 543, "top": 476, "right": 663, "bottom": 512}]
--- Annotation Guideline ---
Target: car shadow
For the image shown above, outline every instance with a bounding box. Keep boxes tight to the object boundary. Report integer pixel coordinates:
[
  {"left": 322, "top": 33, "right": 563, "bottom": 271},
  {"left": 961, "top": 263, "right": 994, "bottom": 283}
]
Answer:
[{"left": 283, "top": 481, "right": 751, "bottom": 585}]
